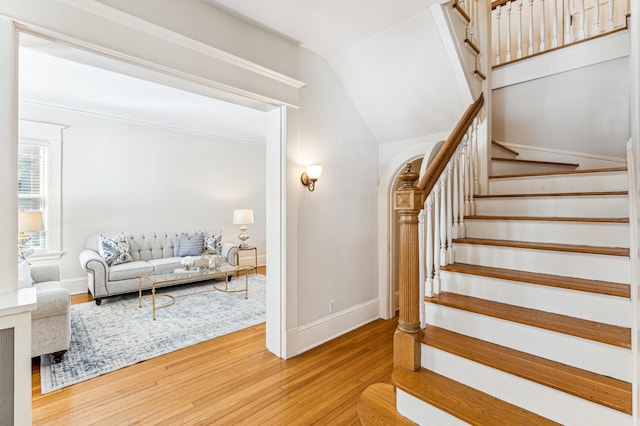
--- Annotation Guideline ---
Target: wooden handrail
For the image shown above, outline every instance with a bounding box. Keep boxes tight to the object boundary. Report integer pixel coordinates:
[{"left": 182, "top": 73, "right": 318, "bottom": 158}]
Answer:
[
  {"left": 417, "top": 93, "right": 484, "bottom": 203},
  {"left": 492, "top": 0, "right": 516, "bottom": 10}
]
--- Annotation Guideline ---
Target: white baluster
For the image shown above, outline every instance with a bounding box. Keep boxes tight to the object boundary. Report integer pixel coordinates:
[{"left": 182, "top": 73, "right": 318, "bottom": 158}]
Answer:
[
  {"left": 418, "top": 209, "right": 427, "bottom": 328},
  {"left": 433, "top": 184, "right": 441, "bottom": 294},
  {"left": 551, "top": 0, "right": 559, "bottom": 47},
  {"left": 463, "top": 136, "right": 471, "bottom": 216},
  {"left": 516, "top": 0, "right": 523, "bottom": 58},
  {"left": 471, "top": 120, "right": 479, "bottom": 214},
  {"left": 495, "top": 6, "right": 502, "bottom": 65},
  {"left": 607, "top": 0, "right": 614, "bottom": 31},
  {"left": 446, "top": 163, "right": 454, "bottom": 265},
  {"left": 473, "top": 0, "right": 479, "bottom": 44},
  {"left": 424, "top": 196, "right": 434, "bottom": 298},
  {"left": 452, "top": 156, "right": 459, "bottom": 240},
  {"left": 593, "top": 0, "right": 601, "bottom": 34},
  {"left": 468, "top": 0, "right": 475, "bottom": 45},
  {"left": 540, "top": 0, "right": 546, "bottom": 51},
  {"left": 564, "top": 0, "right": 572, "bottom": 43},
  {"left": 578, "top": 0, "right": 586, "bottom": 39},
  {"left": 440, "top": 176, "right": 447, "bottom": 267},
  {"left": 457, "top": 148, "right": 466, "bottom": 238},
  {"left": 504, "top": 2, "right": 511, "bottom": 62},
  {"left": 528, "top": 0, "right": 535, "bottom": 54}
]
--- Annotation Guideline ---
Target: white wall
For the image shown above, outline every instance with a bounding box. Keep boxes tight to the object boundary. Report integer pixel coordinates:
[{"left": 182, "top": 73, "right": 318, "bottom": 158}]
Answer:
[
  {"left": 20, "top": 103, "right": 266, "bottom": 289},
  {"left": 492, "top": 57, "right": 630, "bottom": 158},
  {"left": 292, "top": 48, "right": 379, "bottom": 348}
]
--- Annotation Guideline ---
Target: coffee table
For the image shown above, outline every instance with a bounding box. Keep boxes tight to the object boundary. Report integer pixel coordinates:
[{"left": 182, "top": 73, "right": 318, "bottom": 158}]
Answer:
[{"left": 138, "top": 264, "right": 252, "bottom": 320}]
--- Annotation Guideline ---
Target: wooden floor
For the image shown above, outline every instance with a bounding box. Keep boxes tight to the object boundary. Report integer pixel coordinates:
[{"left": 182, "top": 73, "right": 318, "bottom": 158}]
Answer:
[{"left": 32, "top": 267, "right": 396, "bottom": 425}]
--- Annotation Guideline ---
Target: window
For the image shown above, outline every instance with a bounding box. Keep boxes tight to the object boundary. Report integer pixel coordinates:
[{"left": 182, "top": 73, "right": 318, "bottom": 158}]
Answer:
[
  {"left": 18, "top": 142, "right": 48, "bottom": 252},
  {"left": 18, "top": 120, "right": 64, "bottom": 259}
]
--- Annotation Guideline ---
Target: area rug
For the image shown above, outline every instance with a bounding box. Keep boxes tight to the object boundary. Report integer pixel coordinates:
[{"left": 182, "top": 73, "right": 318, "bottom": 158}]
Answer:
[{"left": 40, "top": 274, "right": 266, "bottom": 394}]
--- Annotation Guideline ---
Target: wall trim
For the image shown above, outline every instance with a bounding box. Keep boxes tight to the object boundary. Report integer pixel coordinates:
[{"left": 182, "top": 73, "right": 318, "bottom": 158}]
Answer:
[
  {"left": 60, "top": 0, "right": 306, "bottom": 90},
  {"left": 495, "top": 140, "right": 627, "bottom": 164},
  {"left": 295, "top": 298, "right": 380, "bottom": 355},
  {"left": 20, "top": 100, "right": 266, "bottom": 147}
]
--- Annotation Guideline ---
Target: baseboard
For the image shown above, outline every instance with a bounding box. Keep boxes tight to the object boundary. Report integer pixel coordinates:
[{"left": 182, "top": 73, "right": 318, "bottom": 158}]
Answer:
[
  {"left": 62, "top": 277, "right": 88, "bottom": 295},
  {"left": 294, "top": 298, "right": 380, "bottom": 355},
  {"left": 237, "top": 253, "right": 266, "bottom": 269}
]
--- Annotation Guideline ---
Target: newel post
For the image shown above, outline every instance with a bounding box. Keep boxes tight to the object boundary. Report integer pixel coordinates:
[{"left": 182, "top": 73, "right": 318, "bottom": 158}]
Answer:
[{"left": 393, "top": 163, "right": 424, "bottom": 370}]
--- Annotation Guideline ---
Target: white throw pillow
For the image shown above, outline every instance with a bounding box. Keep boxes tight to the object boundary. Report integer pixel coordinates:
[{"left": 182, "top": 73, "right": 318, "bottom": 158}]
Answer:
[
  {"left": 98, "top": 233, "right": 133, "bottom": 266},
  {"left": 18, "top": 258, "right": 33, "bottom": 289}
]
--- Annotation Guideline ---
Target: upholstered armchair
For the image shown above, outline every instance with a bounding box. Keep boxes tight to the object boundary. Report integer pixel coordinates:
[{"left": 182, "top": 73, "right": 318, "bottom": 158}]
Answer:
[{"left": 30, "top": 264, "right": 71, "bottom": 363}]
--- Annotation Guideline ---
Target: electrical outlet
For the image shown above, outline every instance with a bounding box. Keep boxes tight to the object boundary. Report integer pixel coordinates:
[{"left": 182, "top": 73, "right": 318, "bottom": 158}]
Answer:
[{"left": 329, "top": 299, "right": 336, "bottom": 313}]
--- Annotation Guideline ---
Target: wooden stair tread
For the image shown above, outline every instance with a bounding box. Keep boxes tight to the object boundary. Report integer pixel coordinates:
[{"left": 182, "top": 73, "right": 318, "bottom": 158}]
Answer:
[
  {"left": 440, "top": 262, "right": 630, "bottom": 298},
  {"left": 491, "top": 140, "right": 519, "bottom": 156},
  {"left": 466, "top": 215, "right": 629, "bottom": 223},
  {"left": 421, "top": 326, "right": 632, "bottom": 414},
  {"left": 424, "top": 293, "right": 631, "bottom": 348},
  {"left": 490, "top": 167, "right": 627, "bottom": 179},
  {"left": 454, "top": 237, "right": 630, "bottom": 257},
  {"left": 492, "top": 157, "right": 579, "bottom": 167},
  {"left": 464, "top": 38, "right": 480, "bottom": 55},
  {"left": 357, "top": 383, "right": 415, "bottom": 425},
  {"left": 452, "top": 2, "right": 471, "bottom": 22},
  {"left": 393, "top": 367, "right": 560, "bottom": 425},
  {"left": 476, "top": 190, "right": 627, "bottom": 198}
]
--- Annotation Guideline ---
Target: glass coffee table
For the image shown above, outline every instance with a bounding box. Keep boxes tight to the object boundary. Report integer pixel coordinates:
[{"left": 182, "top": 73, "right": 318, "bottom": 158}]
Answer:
[{"left": 138, "top": 264, "right": 252, "bottom": 320}]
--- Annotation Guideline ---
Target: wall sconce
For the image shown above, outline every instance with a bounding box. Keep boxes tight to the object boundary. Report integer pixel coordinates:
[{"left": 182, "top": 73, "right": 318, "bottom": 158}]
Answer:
[{"left": 301, "top": 165, "right": 322, "bottom": 192}]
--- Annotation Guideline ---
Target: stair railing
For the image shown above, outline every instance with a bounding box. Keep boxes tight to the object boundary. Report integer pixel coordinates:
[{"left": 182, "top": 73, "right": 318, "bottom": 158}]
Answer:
[
  {"left": 393, "top": 93, "right": 484, "bottom": 370},
  {"left": 492, "top": 0, "right": 630, "bottom": 66}
]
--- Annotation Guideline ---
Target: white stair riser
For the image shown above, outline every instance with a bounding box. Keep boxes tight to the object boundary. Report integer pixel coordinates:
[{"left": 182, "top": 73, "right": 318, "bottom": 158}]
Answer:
[
  {"left": 421, "top": 345, "right": 633, "bottom": 426},
  {"left": 440, "top": 271, "right": 631, "bottom": 327},
  {"left": 492, "top": 161, "right": 576, "bottom": 176},
  {"left": 453, "top": 243, "right": 630, "bottom": 284},
  {"left": 475, "top": 195, "right": 628, "bottom": 218},
  {"left": 489, "top": 172, "right": 628, "bottom": 195},
  {"left": 425, "top": 304, "right": 631, "bottom": 381},
  {"left": 396, "top": 390, "right": 468, "bottom": 426},
  {"left": 465, "top": 219, "right": 630, "bottom": 248}
]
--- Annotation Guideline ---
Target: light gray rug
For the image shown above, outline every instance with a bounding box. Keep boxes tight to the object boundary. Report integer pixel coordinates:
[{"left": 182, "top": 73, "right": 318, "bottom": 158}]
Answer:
[{"left": 40, "top": 274, "right": 266, "bottom": 394}]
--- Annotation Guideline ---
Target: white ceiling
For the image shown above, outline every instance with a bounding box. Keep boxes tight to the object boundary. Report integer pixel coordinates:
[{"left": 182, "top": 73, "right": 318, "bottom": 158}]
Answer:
[
  {"left": 19, "top": 37, "right": 268, "bottom": 144},
  {"left": 206, "top": 0, "right": 436, "bottom": 59}
]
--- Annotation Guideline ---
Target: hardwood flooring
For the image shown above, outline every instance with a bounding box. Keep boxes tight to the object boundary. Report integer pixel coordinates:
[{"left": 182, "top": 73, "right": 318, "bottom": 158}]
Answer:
[{"left": 32, "top": 266, "right": 395, "bottom": 425}]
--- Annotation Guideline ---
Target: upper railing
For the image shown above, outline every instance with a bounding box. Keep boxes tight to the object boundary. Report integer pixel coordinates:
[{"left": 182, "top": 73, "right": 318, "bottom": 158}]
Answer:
[{"left": 492, "top": 0, "right": 630, "bottom": 66}]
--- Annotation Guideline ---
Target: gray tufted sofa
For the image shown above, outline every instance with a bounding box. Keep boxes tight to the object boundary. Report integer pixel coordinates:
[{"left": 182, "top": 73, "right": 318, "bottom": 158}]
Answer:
[{"left": 79, "top": 231, "right": 238, "bottom": 305}]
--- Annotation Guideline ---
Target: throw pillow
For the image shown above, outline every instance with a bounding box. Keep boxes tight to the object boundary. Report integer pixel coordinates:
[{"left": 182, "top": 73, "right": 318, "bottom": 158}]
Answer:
[
  {"left": 18, "top": 257, "right": 33, "bottom": 289},
  {"left": 177, "top": 233, "right": 204, "bottom": 257},
  {"left": 98, "top": 233, "right": 133, "bottom": 266},
  {"left": 205, "top": 230, "right": 223, "bottom": 253}
]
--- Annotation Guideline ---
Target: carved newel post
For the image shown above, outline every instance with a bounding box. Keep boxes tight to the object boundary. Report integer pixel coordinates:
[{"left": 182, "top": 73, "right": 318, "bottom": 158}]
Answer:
[{"left": 393, "top": 163, "right": 424, "bottom": 370}]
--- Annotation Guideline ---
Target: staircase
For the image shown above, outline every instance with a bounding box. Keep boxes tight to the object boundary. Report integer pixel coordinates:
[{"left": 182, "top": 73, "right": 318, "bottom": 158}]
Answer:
[{"left": 360, "top": 143, "right": 633, "bottom": 424}]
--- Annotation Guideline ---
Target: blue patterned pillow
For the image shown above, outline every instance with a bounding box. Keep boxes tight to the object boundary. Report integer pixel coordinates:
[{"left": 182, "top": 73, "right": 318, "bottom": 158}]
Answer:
[
  {"left": 98, "top": 233, "right": 132, "bottom": 266},
  {"left": 205, "top": 230, "right": 223, "bottom": 253},
  {"left": 177, "top": 233, "right": 204, "bottom": 257}
]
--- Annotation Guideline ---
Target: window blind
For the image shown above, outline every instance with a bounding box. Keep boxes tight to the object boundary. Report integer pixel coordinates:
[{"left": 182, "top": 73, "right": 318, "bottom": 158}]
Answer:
[{"left": 18, "top": 143, "right": 48, "bottom": 252}]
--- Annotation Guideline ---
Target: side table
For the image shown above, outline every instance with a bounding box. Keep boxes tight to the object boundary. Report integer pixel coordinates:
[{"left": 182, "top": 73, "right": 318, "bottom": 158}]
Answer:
[{"left": 236, "top": 245, "right": 258, "bottom": 274}]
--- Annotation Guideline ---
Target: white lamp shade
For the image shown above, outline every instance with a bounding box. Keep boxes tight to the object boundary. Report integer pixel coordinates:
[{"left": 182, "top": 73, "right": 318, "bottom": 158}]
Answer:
[
  {"left": 305, "top": 165, "right": 323, "bottom": 180},
  {"left": 19, "top": 211, "right": 44, "bottom": 232},
  {"left": 232, "top": 209, "right": 254, "bottom": 225}
]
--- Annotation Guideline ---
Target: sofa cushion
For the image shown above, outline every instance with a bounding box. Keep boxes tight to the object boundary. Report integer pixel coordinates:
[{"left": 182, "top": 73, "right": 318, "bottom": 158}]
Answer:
[
  {"left": 148, "top": 257, "right": 184, "bottom": 274},
  {"left": 18, "top": 258, "right": 33, "bottom": 289},
  {"left": 98, "top": 233, "right": 133, "bottom": 266},
  {"left": 205, "top": 230, "right": 223, "bottom": 253},
  {"left": 108, "top": 261, "right": 154, "bottom": 281},
  {"left": 177, "top": 233, "right": 204, "bottom": 257}
]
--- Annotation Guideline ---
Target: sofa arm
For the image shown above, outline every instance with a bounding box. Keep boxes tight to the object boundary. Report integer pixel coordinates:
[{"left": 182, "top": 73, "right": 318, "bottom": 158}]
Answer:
[
  {"left": 32, "top": 287, "right": 70, "bottom": 320},
  {"left": 30, "top": 264, "right": 60, "bottom": 283},
  {"left": 79, "top": 249, "right": 109, "bottom": 297},
  {"left": 220, "top": 242, "right": 239, "bottom": 266}
]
